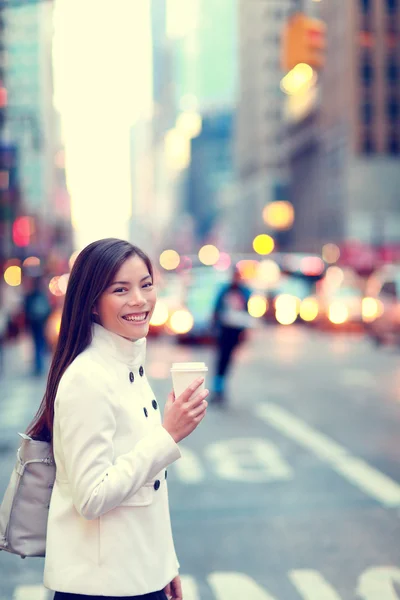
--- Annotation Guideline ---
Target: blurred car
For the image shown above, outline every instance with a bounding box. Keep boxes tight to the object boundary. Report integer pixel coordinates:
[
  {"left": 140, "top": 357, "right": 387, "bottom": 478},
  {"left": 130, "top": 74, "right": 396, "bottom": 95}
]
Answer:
[
  {"left": 363, "top": 265, "right": 400, "bottom": 346},
  {"left": 315, "top": 284, "right": 364, "bottom": 330},
  {"left": 263, "top": 274, "right": 318, "bottom": 325}
]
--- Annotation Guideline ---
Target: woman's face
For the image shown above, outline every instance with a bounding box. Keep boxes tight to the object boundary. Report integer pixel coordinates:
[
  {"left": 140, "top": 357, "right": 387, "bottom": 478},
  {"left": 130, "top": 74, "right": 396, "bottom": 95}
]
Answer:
[{"left": 95, "top": 255, "right": 157, "bottom": 341}]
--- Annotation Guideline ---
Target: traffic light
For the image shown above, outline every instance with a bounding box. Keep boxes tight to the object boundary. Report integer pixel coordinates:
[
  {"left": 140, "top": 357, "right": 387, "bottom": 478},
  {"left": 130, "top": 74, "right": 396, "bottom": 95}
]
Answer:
[{"left": 281, "top": 12, "right": 326, "bottom": 72}]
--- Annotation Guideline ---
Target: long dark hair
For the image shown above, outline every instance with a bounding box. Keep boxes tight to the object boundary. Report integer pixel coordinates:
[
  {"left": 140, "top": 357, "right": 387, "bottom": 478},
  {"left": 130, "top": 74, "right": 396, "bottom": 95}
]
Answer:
[{"left": 26, "top": 238, "right": 153, "bottom": 442}]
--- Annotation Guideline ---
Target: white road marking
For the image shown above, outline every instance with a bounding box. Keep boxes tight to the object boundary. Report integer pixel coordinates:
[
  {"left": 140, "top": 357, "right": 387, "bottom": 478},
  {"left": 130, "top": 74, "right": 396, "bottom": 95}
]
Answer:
[
  {"left": 289, "top": 570, "right": 342, "bottom": 599},
  {"left": 208, "top": 572, "right": 278, "bottom": 599},
  {"left": 357, "top": 567, "right": 400, "bottom": 600},
  {"left": 180, "top": 574, "right": 200, "bottom": 600},
  {"left": 205, "top": 438, "right": 293, "bottom": 482},
  {"left": 13, "top": 586, "right": 48, "bottom": 600},
  {"left": 172, "top": 445, "right": 206, "bottom": 483},
  {"left": 255, "top": 403, "right": 400, "bottom": 507}
]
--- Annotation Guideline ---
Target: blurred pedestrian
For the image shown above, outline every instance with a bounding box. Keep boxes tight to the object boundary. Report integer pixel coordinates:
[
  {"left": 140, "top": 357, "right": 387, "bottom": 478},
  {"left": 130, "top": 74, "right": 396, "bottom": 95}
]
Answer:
[
  {"left": 211, "top": 266, "right": 252, "bottom": 405},
  {"left": 26, "top": 238, "right": 208, "bottom": 600},
  {"left": 23, "top": 275, "right": 52, "bottom": 376}
]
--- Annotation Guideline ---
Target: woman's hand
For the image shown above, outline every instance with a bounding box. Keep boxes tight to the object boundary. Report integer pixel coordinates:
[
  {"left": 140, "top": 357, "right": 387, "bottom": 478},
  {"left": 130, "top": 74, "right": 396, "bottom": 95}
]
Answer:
[
  {"left": 164, "top": 575, "right": 182, "bottom": 600},
  {"left": 163, "top": 377, "right": 209, "bottom": 444}
]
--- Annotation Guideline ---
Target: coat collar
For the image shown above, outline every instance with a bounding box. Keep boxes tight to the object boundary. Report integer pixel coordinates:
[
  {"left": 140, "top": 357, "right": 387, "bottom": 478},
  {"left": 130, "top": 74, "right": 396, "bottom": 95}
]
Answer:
[{"left": 91, "top": 323, "right": 146, "bottom": 367}]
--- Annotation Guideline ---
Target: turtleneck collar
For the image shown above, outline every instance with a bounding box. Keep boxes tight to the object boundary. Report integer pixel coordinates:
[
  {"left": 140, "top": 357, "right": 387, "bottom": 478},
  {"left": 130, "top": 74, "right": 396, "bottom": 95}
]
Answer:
[{"left": 91, "top": 323, "right": 146, "bottom": 367}]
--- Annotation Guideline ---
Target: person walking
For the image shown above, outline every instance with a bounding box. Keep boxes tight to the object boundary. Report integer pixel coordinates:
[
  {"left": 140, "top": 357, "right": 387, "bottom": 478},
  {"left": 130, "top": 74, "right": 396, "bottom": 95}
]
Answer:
[
  {"left": 211, "top": 266, "right": 252, "bottom": 405},
  {"left": 26, "top": 238, "right": 209, "bottom": 600},
  {"left": 24, "top": 275, "right": 52, "bottom": 376}
]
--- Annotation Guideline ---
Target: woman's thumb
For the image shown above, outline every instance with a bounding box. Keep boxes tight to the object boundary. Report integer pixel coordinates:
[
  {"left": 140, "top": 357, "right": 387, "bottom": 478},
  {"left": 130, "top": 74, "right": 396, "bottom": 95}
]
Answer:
[{"left": 166, "top": 390, "right": 175, "bottom": 406}]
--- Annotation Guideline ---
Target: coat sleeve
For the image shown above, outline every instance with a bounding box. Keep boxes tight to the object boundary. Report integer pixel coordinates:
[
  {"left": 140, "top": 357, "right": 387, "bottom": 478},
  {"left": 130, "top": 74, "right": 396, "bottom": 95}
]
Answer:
[{"left": 55, "top": 367, "right": 181, "bottom": 520}]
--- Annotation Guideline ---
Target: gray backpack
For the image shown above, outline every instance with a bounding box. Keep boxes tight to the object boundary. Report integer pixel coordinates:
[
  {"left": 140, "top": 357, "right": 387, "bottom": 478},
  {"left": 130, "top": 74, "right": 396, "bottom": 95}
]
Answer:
[{"left": 0, "top": 433, "right": 55, "bottom": 558}]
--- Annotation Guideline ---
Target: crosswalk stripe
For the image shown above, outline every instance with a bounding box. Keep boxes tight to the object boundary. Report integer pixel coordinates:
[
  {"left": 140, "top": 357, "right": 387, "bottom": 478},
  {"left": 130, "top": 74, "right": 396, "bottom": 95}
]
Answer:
[
  {"left": 13, "top": 585, "right": 48, "bottom": 600},
  {"left": 208, "top": 572, "right": 278, "bottom": 600},
  {"left": 255, "top": 403, "right": 400, "bottom": 507},
  {"left": 289, "top": 570, "right": 342, "bottom": 600},
  {"left": 357, "top": 566, "right": 400, "bottom": 599}
]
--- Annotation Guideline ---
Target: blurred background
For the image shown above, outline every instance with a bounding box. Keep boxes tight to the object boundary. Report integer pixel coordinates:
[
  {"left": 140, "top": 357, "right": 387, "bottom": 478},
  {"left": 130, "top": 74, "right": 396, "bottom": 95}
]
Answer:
[
  {"left": 2, "top": 2, "right": 400, "bottom": 599},
  {"left": 0, "top": 0, "right": 399, "bottom": 353}
]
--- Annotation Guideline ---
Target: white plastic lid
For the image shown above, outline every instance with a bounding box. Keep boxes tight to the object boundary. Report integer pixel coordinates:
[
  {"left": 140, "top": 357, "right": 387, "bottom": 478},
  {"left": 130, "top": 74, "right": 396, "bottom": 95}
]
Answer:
[{"left": 171, "top": 362, "right": 207, "bottom": 370}]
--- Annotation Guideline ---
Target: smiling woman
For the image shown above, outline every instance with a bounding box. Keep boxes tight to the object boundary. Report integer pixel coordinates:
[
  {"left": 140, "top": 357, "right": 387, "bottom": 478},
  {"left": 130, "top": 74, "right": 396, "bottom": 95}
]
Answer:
[{"left": 25, "top": 237, "right": 208, "bottom": 599}]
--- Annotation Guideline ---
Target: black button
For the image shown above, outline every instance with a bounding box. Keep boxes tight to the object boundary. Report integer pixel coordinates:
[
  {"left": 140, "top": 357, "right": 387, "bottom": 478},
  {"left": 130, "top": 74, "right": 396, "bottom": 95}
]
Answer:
[
  {"left": 129, "top": 372, "right": 134, "bottom": 383},
  {"left": 152, "top": 399, "right": 158, "bottom": 410},
  {"left": 139, "top": 366, "right": 144, "bottom": 377},
  {"left": 143, "top": 407, "right": 148, "bottom": 418},
  {"left": 165, "top": 470, "right": 167, "bottom": 480},
  {"left": 154, "top": 480, "right": 160, "bottom": 491}
]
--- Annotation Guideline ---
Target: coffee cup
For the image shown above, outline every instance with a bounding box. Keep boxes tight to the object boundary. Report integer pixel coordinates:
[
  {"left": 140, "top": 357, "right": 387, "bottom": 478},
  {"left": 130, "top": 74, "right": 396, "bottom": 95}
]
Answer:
[{"left": 170, "top": 362, "right": 208, "bottom": 399}]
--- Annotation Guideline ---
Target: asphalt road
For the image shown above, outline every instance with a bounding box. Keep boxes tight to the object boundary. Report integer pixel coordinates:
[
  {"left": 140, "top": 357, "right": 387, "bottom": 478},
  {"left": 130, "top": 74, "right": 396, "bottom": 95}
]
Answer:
[{"left": 1, "top": 325, "right": 400, "bottom": 599}]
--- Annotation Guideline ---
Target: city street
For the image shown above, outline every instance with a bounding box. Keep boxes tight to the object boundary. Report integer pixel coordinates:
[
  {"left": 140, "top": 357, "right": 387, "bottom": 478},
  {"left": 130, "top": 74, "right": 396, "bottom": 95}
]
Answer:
[{"left": 1, "top": 325, "right": 400, "bottom": 599}]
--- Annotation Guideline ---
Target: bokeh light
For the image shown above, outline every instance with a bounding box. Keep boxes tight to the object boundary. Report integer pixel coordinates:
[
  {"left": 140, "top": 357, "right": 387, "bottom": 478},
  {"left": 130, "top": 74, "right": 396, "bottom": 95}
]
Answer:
[
  {"left": 362, "top": 297, "right": 383, "bottom": 322},
  {"left": 322, "top": 243, "right": 340, "bottom": 264},
  {"left": 300, "top": 297, "right": 319, "bottom": 321},
  {"left": 49, "top": 276, "right": 64, "bottom": 297},
  {"left": 150, "top": 301, "right": 169, "bottom": 327},
  {"left": 22, "top": 256, "right": 41, "bottom": 268},
  {"left": 168, "top": 309, "right": 194, "bottom": 334},
  {"left": 176, "top": 111, "right": 202, "bottom": 139},
  {"left": 328, "top": 302, "right": 349, "bottom": 325},
  {"left": 58, "top": 274, "right": 70, "bottom": 295},
  {"left": 253, "top": 234, "right": 275, "bottom": 256},
  {"left": 4, "top": 265, "right": 22, "bottom": 287},
  {"left": 263, "top": 201, "right": 295, "bottom": 230},
  {"left": 160, "top": 249, "right": 180, "bottom": 270},
  {"left": 275, "top": 294, "right": 299, "bottom": 325},
  {"left": 248, "top": 295, "right": 267, "bottom": 318},
  {"left": 198, "top": 245, "right": 220, "bottom": 266},
  {"left": 214, "top": 252, "right": 232, "bottom": 271}
]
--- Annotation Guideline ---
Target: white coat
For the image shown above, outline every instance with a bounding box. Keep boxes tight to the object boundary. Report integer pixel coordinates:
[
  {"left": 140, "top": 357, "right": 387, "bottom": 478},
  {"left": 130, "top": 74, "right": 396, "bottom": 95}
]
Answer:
[{"left": 44, "top": 323, "right": 182, "bottom": 596}]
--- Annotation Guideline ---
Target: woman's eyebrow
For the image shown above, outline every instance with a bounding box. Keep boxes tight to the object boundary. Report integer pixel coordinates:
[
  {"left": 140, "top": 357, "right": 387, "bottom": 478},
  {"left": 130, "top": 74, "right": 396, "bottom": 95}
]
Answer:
[{"left": 109, "top": 275, "right": 151, "bottom": 286}]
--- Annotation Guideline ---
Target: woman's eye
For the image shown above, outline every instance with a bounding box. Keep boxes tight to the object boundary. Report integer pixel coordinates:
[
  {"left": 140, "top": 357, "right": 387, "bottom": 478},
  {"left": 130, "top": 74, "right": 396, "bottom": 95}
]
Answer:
[
  {"left": 143, "top": 282, "right": 153, "bottom": 288},
  {"left": 114, "top": 288, "right": 127, "bottom": 293}
]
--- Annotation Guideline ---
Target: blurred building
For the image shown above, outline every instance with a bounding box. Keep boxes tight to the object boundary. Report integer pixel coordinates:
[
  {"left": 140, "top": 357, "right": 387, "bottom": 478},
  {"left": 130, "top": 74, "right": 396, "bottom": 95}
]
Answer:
[
  {"left": 170, "top": 0, "right": 237, "bottom": 112},
  {"left": 148, "top": 0, "right": 184, "bottom": 257},
  {"left": 285, "top": 0, "right": 400, "bottom": 268},
  {"left": 159, "top": 0, "right": 238, "bottom": 249},
  {"left": 233, "top": 0, "right": 294, "bottom": 253},
  {"left": 186, "top": 112, "right": 234, "bottom": 242},
  {"left": 2, "top": 1, "right": 71, "bottom": 264}
]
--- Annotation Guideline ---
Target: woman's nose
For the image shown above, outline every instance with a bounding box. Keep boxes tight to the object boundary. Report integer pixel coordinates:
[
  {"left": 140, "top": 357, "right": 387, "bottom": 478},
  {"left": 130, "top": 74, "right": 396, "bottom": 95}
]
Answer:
[{"left": 128, "top": 289, "right": 146, "bottom": 306}]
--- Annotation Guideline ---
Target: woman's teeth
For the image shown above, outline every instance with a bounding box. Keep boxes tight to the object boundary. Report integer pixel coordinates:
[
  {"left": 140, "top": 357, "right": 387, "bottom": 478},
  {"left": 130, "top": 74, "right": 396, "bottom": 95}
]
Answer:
[{"left": 123, "top": 313, "right": 147, "bottom": 322}]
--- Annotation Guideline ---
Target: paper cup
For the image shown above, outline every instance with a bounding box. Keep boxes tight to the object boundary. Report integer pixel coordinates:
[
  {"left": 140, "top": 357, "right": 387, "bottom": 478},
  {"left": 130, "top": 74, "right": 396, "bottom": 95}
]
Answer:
[{"left": 170, "top": 362, "right": 208, "bottom": 399}]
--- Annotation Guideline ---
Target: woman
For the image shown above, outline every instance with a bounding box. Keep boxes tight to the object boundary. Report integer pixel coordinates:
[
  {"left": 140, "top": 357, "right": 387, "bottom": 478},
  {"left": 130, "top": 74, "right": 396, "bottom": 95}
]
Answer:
[{"left": 27, "top": 238, "right": 209, "bottom": 600}]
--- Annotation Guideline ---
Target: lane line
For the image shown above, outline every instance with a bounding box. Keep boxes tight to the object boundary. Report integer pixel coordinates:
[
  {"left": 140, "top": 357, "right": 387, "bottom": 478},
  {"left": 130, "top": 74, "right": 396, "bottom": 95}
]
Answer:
[
  {"left": 255, "top": 403, "right": 400, "bottom": 507},
  {"left": 289, "top": 570, "right": 342, "bottom": 600}
]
